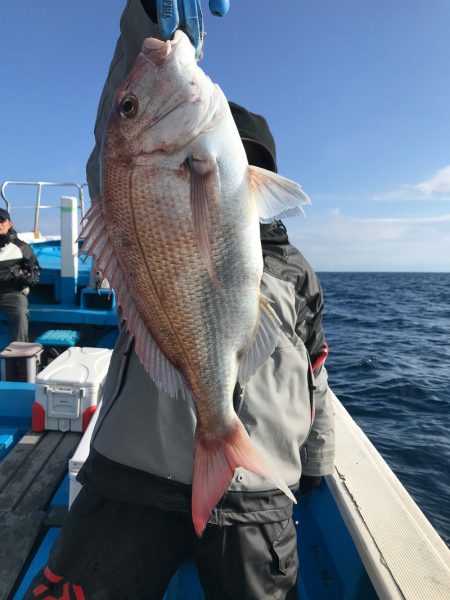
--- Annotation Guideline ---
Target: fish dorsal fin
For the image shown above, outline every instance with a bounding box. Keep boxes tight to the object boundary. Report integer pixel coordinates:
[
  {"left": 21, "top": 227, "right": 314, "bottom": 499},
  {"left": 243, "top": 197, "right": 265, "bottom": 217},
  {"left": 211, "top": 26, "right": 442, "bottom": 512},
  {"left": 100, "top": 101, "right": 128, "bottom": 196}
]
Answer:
[
  {"left": 78, "top": 201, "right": 190, "bottom": 399},
  {"left": 188, "top": 155, "right": 220, "bottom": 287},
  {"left": 238, "top": 296, "right": 281, "bottom": 384},
  {"left": 248, "top": 165, "right": 311, "bottom": 223}
]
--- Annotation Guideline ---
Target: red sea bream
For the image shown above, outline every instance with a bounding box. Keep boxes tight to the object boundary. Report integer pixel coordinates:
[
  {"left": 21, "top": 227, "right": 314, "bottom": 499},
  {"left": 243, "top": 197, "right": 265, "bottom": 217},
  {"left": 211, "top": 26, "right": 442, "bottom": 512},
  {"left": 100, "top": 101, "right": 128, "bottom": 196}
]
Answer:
[{"left": 80, "top": 30, "right": 310, "bottom": 535}]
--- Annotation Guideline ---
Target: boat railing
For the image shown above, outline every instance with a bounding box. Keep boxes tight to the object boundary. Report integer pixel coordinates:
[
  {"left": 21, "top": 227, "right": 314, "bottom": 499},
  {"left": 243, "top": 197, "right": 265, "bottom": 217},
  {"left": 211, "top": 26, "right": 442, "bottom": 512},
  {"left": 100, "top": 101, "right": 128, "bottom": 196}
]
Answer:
[{"left": 0, "top": 180, "right": 88, "bottom": 239}]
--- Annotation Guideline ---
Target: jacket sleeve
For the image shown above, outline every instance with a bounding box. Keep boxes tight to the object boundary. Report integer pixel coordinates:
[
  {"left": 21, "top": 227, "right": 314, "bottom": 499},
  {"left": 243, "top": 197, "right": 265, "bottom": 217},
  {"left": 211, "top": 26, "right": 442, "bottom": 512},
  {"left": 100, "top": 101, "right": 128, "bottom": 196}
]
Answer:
[
  {"left": 20, "top": 243, "right": 41, "bottom": 287},
  {"left": 301, "top": 362, "right": 335, "bottom": 476},
  {"left": 292, "top": 249, "right": 335, "bottom": 477},
  {"left": 140, "top": 0, "right": 157, "bottom": 23},
  {"left": 86, "top": 0, "right": 160, "bottom": 199}
]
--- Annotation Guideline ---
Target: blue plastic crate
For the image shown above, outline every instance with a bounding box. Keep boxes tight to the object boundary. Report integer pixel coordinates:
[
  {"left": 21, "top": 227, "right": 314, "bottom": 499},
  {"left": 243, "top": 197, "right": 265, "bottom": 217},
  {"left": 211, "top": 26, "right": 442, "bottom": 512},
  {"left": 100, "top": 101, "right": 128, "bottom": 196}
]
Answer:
[{"left": 35, "top": 329, "right": 81, "bottom": 347}]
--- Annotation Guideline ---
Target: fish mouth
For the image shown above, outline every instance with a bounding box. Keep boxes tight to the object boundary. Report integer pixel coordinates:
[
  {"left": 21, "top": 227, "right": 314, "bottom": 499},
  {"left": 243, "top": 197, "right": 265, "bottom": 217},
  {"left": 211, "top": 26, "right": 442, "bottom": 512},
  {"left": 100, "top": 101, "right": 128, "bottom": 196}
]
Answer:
[
  {"left": 141, "top": 30, "right": 189, "bottom": 66},
  {"left": 139, "top": 31, "right": 197, "bottom": 130}
]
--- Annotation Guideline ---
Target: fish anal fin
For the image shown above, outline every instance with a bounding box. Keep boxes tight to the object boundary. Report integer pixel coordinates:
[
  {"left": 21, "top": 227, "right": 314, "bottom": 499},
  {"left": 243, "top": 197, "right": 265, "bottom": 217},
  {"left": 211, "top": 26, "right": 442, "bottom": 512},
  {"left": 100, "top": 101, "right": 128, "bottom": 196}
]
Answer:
[
  {"left": 238, "top": 296, "right": 281, "bottom": 384},
  {"left": 192, "top": 418, "right": 296, "bottom": 537},
  {"left": 248, "top": 165, "right": 311, "bottom": 223},
  {"left": 119, "top": 294, "right": 189, "bottom": 399},
  {"left": 188, "top": 155, "right": 221, "bottom": 288}
]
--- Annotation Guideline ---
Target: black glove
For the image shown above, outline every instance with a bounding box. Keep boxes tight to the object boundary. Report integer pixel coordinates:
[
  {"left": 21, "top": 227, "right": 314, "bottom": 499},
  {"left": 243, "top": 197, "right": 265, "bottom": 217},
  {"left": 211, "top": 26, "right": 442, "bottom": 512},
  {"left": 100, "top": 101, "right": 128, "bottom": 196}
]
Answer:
[
  {"left": 26, "top": 264, "right": 41, "bottom": 286},
  {"left": 9, "top": 264, "right": 40, "bottom": 287},
  {"left": 299, "top": 474, "right": 323, "bottom": 494},
  {"left": 8, "top": 264, "right": 26, "bottom": 279}
]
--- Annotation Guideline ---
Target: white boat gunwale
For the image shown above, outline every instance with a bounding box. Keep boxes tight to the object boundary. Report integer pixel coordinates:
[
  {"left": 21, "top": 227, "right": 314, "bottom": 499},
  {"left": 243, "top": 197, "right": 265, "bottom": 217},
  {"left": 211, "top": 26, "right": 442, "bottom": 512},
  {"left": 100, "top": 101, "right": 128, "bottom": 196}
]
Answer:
[{"left": 327, "top": 390, "right": 450, "bottom": 599}]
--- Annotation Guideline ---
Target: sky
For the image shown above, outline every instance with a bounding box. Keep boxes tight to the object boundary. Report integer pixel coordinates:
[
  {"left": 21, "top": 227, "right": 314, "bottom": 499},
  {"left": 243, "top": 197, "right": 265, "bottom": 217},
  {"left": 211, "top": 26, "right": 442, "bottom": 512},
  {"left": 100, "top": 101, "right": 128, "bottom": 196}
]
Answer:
[{"left": 1, "top": 0, "right": 450, "bottom": 271}]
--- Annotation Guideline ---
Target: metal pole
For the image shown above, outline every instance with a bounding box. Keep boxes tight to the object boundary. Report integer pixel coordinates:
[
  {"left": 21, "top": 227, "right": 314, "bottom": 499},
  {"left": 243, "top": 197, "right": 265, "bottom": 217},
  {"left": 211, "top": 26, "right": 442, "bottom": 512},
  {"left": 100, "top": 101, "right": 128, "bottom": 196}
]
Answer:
[{"left": 33, "top": 184, "right": 42, "bottom": 238}]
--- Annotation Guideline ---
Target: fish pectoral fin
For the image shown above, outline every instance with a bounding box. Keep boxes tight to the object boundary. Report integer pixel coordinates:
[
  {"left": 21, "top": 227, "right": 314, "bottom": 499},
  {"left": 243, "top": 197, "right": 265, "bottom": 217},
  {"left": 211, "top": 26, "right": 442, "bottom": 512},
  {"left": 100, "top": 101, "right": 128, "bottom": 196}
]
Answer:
[
  {"left": 248, "top": 165, "right": 311, "bottom": 223},
  {"left": 192, "top": 418, "right": 296, "bottom": 537},
  {"left": 237, "top": 296, "right": 281, "bottom": 384},
  {"left": 188, "top": 155, "right": 221, "bottom": 287}
]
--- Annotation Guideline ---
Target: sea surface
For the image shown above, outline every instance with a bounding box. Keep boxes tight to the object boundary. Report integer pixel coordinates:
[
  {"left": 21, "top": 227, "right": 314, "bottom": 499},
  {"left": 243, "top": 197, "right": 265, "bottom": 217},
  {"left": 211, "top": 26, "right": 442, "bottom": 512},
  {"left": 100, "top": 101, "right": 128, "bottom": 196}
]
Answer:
[{"left": 319, "top": 272, "right": 450, "bottom": 548}]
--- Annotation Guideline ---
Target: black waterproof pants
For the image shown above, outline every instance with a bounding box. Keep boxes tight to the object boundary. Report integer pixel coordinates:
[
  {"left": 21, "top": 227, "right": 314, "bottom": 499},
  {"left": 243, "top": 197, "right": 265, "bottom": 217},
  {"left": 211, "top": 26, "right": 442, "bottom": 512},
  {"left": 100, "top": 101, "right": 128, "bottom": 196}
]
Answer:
[
  {"left": 0, "top": 291, "right": 29, "bottom": 342},
  {"left": 24, "top": 488, "right": 299, "bottom": 600}
]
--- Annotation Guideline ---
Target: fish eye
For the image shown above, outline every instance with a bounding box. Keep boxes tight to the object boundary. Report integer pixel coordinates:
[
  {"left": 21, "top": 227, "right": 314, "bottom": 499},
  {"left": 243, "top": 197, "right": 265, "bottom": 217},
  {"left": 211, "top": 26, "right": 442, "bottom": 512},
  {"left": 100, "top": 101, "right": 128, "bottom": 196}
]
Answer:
[{"left": 119, "top": 95, "right": 139, "bottom": 118}]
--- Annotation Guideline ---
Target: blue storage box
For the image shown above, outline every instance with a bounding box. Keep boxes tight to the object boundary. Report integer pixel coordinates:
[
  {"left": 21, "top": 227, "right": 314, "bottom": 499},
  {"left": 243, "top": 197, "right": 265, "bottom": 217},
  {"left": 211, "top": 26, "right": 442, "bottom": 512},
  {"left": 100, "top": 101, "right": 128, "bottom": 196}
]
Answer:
[{"left": 35, "top": 329, "right": 81, "bottom": 347}]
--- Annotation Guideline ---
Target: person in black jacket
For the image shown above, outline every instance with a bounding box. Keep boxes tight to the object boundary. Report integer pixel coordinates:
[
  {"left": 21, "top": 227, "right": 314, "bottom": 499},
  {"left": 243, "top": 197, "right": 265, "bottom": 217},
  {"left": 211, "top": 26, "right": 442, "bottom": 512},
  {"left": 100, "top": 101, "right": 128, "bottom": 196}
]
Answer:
[{"left": 0, "top": 208, "right": 40, "bottom": 343}]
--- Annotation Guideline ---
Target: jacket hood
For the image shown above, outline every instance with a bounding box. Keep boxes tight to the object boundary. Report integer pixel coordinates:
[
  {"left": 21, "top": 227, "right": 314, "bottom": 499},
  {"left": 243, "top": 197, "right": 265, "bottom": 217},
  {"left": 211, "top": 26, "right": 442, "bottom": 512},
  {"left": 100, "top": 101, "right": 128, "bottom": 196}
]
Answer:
[{"left": 229, "top": 101, "right": 277, "bottom": 173}]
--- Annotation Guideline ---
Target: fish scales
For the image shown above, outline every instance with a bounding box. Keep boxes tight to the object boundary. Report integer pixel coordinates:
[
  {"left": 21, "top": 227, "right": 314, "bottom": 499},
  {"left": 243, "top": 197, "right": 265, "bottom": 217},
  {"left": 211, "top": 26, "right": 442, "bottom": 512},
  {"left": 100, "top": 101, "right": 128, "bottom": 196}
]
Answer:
[
  {"left": 144, "top": 176, "right": 255, "bottom": 403},
  {"left": 106, "top": 160, "right": 258, "bottom": 417}
]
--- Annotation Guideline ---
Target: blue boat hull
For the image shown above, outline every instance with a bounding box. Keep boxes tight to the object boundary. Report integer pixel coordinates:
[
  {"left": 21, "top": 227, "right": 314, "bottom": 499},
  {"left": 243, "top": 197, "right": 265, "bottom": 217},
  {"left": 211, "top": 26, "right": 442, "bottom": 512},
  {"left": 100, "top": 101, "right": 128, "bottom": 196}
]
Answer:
[{"left": 2, "top": 383, "right": 377, "bottom": 600}]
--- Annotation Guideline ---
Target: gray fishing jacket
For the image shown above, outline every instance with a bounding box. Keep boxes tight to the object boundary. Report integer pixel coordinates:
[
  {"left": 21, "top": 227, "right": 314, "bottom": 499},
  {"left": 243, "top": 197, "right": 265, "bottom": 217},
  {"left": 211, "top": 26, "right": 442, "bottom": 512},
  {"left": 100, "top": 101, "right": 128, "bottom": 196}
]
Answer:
[
  {"left": 80, "top": 0, "right": 335, "bottom": 524},
  {"left": 80, "top": 221, "right": 335, "bottom": 522}
]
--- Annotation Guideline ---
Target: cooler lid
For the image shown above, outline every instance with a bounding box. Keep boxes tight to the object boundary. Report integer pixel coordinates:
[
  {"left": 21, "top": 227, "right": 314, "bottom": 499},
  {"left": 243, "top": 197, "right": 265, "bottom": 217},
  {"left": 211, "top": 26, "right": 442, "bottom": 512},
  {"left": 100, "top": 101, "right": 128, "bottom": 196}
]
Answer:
[{"left": 35, "top": 347, "right": 113, "bottom": 387}]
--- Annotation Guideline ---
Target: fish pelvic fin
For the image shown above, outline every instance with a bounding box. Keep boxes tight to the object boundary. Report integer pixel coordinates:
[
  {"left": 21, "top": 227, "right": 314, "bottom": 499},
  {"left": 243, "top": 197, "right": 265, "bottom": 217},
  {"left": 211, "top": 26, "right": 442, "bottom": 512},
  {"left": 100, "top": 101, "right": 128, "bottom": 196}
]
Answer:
[
  {"left": 248, "top": 165, "right": 311, "bottom": 223},
  {"left": 237, "top": 296, "right": 281, "bottom": 385},
  {"left": 192, "top": 418, "right": 296, "bottom": 537},
  {"left": 188, "top": 155, "right": 221, "bottom": 289}
]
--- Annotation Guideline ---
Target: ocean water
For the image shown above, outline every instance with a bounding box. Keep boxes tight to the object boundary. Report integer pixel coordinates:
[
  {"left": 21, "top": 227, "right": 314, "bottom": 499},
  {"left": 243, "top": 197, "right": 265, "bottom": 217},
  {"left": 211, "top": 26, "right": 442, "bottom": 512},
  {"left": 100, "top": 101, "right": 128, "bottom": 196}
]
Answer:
[{"left": 319, "top": 272, "right": 450, "bottom": 547}]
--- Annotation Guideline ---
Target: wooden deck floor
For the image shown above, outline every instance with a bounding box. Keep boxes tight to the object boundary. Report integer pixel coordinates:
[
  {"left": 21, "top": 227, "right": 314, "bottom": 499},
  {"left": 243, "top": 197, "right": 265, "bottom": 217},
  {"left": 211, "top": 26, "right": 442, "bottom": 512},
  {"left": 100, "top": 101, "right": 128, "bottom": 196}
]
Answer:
[{"left": 0, "top": 429, "right": 81, "bottom": 599}]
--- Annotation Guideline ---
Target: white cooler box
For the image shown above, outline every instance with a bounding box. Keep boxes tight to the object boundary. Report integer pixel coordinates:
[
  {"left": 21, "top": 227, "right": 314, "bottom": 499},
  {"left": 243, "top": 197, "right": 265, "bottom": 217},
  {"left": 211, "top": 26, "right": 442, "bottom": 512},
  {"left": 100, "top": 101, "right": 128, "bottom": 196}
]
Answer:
[
  {"left": 32, "top": 347, "right": 112, "bottom": 432},
  {"left": 68, "top": 399, "right": 102, "bottom": 507}
]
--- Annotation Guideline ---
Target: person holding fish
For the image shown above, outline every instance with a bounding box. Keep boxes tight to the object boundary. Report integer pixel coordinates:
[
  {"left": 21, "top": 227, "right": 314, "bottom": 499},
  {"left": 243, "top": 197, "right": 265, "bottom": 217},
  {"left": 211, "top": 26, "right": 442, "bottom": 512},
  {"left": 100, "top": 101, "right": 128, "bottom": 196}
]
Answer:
[{"left": 24, "top": 2, "right": 335, "bottom": 599}]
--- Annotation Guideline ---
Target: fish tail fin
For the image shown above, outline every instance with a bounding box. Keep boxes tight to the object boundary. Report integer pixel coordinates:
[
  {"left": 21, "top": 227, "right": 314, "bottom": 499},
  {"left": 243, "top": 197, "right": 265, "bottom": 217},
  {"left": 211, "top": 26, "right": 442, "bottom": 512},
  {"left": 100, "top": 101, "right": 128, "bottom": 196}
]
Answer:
[{"left": 192, "top": 418, "right": 296, "bottom": 537}]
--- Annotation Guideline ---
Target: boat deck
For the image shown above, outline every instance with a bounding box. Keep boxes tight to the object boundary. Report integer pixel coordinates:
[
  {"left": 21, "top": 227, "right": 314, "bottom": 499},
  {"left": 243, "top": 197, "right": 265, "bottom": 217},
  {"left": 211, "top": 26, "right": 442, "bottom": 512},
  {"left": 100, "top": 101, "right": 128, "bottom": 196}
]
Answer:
[{"left": 0, "top": 428, "right": 81, "bottom": 599}]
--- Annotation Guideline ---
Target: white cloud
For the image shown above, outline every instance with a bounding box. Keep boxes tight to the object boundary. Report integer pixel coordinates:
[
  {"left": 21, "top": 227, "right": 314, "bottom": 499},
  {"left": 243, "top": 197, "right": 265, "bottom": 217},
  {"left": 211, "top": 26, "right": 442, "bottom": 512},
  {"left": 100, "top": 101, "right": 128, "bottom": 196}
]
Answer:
[
  {"left": 414, "top": 165, "right": 450, "bottom": 197},
  {"left": 353, "top": 214, "right": 450, "bottom": 225},
  {"left": 289, "top": 209, "right": 450, "bottom": 271},
  {"left": 374, "top": 165, "right": 450, "bottom": 202}
]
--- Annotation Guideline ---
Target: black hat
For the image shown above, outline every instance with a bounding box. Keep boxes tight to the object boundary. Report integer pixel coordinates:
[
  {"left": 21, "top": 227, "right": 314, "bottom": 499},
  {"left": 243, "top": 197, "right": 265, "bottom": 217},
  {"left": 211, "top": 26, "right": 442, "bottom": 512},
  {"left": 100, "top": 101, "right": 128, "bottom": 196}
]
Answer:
[
  {"left": 0, "top": 208, "right": 11, "bottom": 221},
  {"left": 229, "top": 102, "right": 277, "bottom": 173}
]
